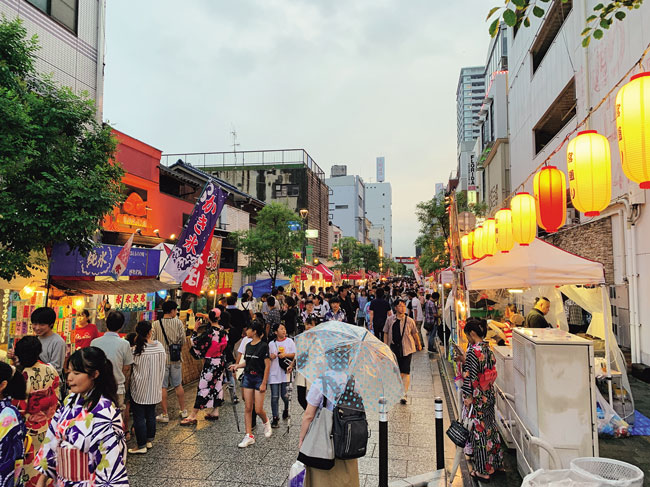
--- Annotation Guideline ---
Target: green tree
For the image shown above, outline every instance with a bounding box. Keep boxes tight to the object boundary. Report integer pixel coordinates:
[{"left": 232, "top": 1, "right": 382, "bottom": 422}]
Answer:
[
  {"left": 231, "top": 202, "right": 304, "bottom": 288},
  {"left": 414, "top": 191, "right": 486, "bottom": 275},
  {"left": 355, "top": 244, "right": 380, "bottom": 273},
  {"left": 0, "top": 18, "right": 123, "bottom": 281},
  {"left": 487, "top": 0, "right": 643, "bottom": 47},
  {"left": 331, "top": 237, "right": 360, "bottom": 275}
]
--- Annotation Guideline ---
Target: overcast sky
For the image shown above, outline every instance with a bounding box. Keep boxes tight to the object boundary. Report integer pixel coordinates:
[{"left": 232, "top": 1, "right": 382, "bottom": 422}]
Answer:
[{"left": 103, "top": 0, "right": 490, "bottom": 257}]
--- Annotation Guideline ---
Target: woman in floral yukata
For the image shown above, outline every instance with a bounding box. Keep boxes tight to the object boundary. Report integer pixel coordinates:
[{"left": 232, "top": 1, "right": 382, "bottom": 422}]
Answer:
[
  {"left": 460, "top": 317, "right": 503, "bottom": 483},
  {"left": 182, "top": 308, "right": 228, "bottom": 425},
  {"left": 34, "top": 346, "right": 128, "bottom": 487},
  {"left": 0, "top": 362, "right": 27, "bottom": 487}
]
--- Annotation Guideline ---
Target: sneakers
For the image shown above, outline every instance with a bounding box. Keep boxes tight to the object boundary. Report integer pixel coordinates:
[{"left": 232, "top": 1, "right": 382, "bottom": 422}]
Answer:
[
  {"left": 263, "top": 420, "right": 273, "bottom": 438},
  {"left": 232, "top": 397, "right": 240, "bottom": 405},
  {"left": 238, "top": 434, "right": 255, "bottom": 448},
  {"left": 146, "top": 442, "right": 153, "bottom": 449},
  {"left": 282, "top": 409, "right": 289, "bottom": 420},
  {"left": 128, "top": 447, "right": 147, "bottom": 454},
  {"left": 400, "top": 395, "right": 408, "bottom": 405},
  {"left": 179, "top": 410, "right": 189, "bottom": 419},
  {"left": 156, "top": 414, "right": 169, "bottom": 423},
  {"left": 271, "top": 417, "right": 280, "bottom": 428}
]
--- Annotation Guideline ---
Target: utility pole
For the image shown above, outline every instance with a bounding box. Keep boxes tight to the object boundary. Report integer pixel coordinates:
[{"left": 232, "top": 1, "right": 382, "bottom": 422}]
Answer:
[{"left": 230, "top": 126, "right": 240, "bottom": 163}]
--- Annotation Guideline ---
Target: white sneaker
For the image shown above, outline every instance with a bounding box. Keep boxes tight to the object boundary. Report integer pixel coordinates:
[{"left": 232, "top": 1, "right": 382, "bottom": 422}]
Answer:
[
  {"left": 146, "top": 442, "right": 153, "bottom": 449},
  {"left": 263, "top": 420, "right": 273, "bottom": 438},
  {"left": 179, "top": 410, "right": 189, "bottom": 419},
  {"left": 156, "top": 414, "right": 169, "bottom": 423},
  {"left": 238, "top": 434, "right": 255, "bottom": 448}
]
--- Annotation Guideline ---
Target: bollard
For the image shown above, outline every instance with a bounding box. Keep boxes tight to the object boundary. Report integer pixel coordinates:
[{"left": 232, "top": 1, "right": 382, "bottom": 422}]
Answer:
[
  {"left": 435, "top": 397, "right": 444, "bottom": 470},
  {"left": 379, "top": 396, "right": 388, "bottom": 487}
]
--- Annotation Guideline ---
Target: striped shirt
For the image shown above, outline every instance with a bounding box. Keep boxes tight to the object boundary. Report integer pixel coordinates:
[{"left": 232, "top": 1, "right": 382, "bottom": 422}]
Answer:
[
  {"left": 130, "top": 341, "right": 166, "bottom": 405},
  {"left": 151, "top": 318, "right": 186, "bottom": 364}
]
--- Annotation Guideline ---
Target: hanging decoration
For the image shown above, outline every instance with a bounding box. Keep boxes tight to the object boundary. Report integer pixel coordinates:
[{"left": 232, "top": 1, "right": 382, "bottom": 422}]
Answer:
[
  {"left": 495, "top": 208, "right": 514, "bottom": 253},
  {"left": 533, "top": 166, "right": 567, "bottom": 232},
  {"left": 461, "top": 233, "right": 473, "bottom": 260},
  {"left": 510, "top": 192, "right": 536, "bottom": 246},
  {"left": 567, "top": 130, "right": 612, "bottom": 216},
  {"left": 615, "top": 72, "right": 650, "bottom": 189},
  {"left": 484, "top": 219, "right": 497, "bottom": 257},
  {"left": 474, "top": 226, "right": 485, "bottom": 259}
]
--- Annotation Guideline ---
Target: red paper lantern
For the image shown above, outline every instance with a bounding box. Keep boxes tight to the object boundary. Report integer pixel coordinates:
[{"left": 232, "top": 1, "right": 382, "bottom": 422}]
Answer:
[{"left": 533, "top": 166, "right": 567, "bottom": 233}]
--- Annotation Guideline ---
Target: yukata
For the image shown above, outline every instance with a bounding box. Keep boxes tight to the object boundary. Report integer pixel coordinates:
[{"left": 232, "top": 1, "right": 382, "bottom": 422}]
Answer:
[
  {"left": 14, "top": 361, "right": 59, "bottom": 487},
  {"left": 461, "top": 341, "right": 503, "bottom": 476},
  {"left": 34, "top": 394, "right": 128, "bottom": 487},
  {"left": 0, "top": 397, "right": 26, "bottom": 487},
  {"left": 191, "top": 327, "right": 228, "bottom": 409}
]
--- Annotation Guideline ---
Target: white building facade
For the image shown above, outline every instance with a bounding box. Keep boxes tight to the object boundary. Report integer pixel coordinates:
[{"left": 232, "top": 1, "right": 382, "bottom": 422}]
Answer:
[
  {"left": 507, "top": 0, "right": 650, "bottom": 365},
  {"left": 325, "top": 173, "right": 366, "bottom": 242},
  {"left": 0, "top": 0, "right": 106, "bottom": 120},
  {"left": 365, "top": 182, "right": 392, "bottom": 258}
]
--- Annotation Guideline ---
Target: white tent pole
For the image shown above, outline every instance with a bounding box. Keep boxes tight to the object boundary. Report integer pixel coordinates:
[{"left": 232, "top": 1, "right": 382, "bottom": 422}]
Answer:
[{"left": 600, "top": 284, "right": 614, "bottom": 407}]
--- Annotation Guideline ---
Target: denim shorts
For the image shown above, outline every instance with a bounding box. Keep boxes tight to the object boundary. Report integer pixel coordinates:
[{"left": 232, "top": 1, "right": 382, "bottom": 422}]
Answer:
[
  {"left": 241, "top": 372, "right": 264, "bottom": 390},
  {"left": 163, "top": 362, "right": 183, "bottom": 388}
]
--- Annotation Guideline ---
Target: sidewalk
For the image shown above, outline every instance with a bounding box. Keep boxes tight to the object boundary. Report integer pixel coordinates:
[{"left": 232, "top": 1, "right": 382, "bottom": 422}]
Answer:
[{"left": 124, "top": 349, "right": 466, "bottom": 487}]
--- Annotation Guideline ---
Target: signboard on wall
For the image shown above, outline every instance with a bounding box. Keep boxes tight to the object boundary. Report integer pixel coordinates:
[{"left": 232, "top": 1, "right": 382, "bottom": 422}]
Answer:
[
  {"left": 50, "top": 243, "right": 160, "bottom": 277},
  {"left": 217, "top": 268, "right": 234, "bottom": 293},
  {"left": 468, "top": 154, "right": 477, "bottom": 191}
]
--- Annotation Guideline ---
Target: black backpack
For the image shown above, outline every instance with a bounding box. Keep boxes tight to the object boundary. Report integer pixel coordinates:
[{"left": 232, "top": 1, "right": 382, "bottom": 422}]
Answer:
[{"left": 332, "top": 376, "right": 369, "bottom": 460}]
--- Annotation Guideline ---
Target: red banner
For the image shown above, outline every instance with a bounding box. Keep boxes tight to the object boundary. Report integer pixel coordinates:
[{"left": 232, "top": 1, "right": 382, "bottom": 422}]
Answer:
[{"left": 217, "top": 268, "right": 234, "bottom": 293}]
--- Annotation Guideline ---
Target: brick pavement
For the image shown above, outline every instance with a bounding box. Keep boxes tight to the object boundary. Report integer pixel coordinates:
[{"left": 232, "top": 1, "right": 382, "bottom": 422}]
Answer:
[{"left": 124, "top": 349, "right": 464, "bottom": 487}]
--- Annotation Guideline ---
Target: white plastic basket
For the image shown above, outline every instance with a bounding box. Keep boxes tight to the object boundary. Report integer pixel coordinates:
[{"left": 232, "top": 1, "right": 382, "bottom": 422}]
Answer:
[{"left": 570, "top": 458, "right": 644, "bottom": 487}]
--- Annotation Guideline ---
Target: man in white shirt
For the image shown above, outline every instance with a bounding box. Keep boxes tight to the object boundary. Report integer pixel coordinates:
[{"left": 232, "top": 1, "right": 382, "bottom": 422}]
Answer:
[{"left": 411, "top": 291, "right": 424, "bottom": 345}]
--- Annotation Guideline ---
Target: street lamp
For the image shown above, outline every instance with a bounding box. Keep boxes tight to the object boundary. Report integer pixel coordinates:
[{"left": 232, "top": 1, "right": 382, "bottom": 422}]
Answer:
[{"left": 299, "top": 208, "right": 309, "bottom": 264}]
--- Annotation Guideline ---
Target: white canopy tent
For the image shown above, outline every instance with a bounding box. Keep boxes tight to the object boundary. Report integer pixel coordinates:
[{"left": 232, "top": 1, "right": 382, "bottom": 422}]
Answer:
[{"left": 463, "top": 238, "right": 629, "bottom": 411}]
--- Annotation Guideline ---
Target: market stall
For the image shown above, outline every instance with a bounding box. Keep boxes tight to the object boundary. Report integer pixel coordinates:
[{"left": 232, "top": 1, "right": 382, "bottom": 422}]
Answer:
[{"left": 462, "top": 238, "right": 633, "bottom": 475}]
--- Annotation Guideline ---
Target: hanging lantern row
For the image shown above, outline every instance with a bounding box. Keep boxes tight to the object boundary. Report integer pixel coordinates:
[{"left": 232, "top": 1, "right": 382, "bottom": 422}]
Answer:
[{"left": 460, "top": 72, "right": 650, "bottom": 261}]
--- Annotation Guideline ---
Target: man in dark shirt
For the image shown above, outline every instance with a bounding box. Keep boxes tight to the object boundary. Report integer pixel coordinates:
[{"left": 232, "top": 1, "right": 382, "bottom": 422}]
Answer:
[
  {"left": 525, "top": 297, "right": 552, "bottom": 328},
  {"left": 226, "top": 294, "right": 246, "bottom": 350},
  {"left": 369, "top": 288, "right": 392, "bottom": 340},
  {"left": 339, "top": 285, "right": 355, "bottom": 324}
]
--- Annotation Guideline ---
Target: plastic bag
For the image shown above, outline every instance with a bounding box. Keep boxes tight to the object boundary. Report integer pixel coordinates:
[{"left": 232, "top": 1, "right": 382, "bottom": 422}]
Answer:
[
  {"left": 289, "top": 460, "right": 306, "bottom": 487},
  {"left": 596, "top": 389, "right": 629, "bottom": 438},
  {"left": 522, "top": 469, "right": 606, "bottom": 487}
]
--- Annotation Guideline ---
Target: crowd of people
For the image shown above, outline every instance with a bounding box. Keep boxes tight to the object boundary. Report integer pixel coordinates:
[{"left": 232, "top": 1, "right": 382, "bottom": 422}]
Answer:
[{"left": 0, "top": 279, "right": 440, "bottom": 487}]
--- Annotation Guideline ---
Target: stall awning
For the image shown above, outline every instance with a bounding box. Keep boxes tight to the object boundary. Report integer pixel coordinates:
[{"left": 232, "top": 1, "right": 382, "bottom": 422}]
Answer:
[
  {"left": 464, "top": 238, "right": 605, "bottom": 290},
  {"left": 343, "top": 272, "right": 363, "bottom": 280},
  {"left": 52, "top": 278, "right": 175, "bottom": 295},
  {"left": 315, "top": 264, "right": 334, "bottom": 282}
]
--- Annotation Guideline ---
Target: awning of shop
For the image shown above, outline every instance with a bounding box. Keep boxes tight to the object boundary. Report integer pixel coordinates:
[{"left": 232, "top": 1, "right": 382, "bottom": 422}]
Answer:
[
  {"left": 343, "top": 272, "right": 363, "bottom": 280},
  {"left": 315, "top": 264, "right": 334, "bottom": 282},
  {"left": 52, "top": 278, "right": 175, "bottom": 295},
  {"left": 300, "top": 265, "right": 321, "bottom": 281}
]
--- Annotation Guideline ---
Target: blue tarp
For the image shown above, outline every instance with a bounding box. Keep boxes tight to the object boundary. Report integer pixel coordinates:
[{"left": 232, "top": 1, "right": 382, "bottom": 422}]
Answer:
[{"left": 239, "top": 278, "right": 290, "bottom": 298}]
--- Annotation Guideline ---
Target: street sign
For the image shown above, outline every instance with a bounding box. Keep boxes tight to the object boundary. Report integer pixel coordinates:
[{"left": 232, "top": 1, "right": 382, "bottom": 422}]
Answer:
[{"left": 306, "top": 245, "right": 314, "bottom": 264}]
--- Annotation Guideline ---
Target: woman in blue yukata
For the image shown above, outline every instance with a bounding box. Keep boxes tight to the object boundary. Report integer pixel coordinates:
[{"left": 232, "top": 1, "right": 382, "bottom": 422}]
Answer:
[
  {"left": 0, "top": 362, "right": 27, "bottom": 487},
  {"left": 34, "top": 347, "right": 128, "bottom": 487}
]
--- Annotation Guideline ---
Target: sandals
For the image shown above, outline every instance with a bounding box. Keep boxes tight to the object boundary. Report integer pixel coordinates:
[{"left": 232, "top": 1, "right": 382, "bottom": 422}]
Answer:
[
  {"left": 204, "top": 414, "right": 220, "bottom": 421},
  {"left": 470, "top": 471, "right": 491, "bottom": 483},
  {"left": 180, "top": 418, "right": 198, "bottom": 426}
]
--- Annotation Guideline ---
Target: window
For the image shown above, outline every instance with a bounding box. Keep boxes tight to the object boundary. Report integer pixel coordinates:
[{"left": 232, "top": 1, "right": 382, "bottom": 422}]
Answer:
[
  {"left": 533, "top": 78, "right": 577, "bottom": 154},
  {"left": 272, "top": 183, "right": 299, "bottom": 198},
  {"left": 335, "top": 204, "right": 348, "bottom": 210},
  {"left": 27, "top": 0, "right": 78, "bottom": 33},
  {"left": 531, "top": 0, "right": 573, "bottom": 73}
]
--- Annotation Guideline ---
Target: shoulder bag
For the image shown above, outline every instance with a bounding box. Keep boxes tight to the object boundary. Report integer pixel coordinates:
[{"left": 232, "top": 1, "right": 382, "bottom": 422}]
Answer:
[
  {"left": 446, "top": 405, "right": 473, "bottom": 447},
  {"left": 297, "top": 396, "right": 335, "bottom": 470},
  {"left": 158, "top": 319, "right": 182, "bottom": 362}
]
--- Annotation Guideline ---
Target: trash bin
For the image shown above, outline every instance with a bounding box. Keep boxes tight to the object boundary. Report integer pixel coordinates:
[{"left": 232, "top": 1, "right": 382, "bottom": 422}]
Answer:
[
  {"left": 570, "top": 458, "right": 644, "bottom": 487},
  {"left": 521, "top": 468, "right": 605, "bottom": 486}
]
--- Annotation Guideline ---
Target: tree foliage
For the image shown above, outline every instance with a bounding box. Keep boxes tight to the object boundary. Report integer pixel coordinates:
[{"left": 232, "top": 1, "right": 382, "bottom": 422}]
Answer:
[
  {"left": 0, "top": 18, "right": 123, "bottom": 281},
  {"left": 487, "top": 0, "right": 643, "bottom": 47},
  {"left": 230, "top": 202, "right": 304, "bottom": 288},
  {"left": 414, "top": 191, "right": 486, "bottom": 276},
  {"left": 330, "top": 237, "right": 381, "bottom": 274}
]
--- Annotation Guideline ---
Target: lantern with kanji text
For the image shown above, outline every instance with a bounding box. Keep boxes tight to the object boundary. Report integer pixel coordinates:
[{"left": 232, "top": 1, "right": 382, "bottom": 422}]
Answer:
[
  {"left": 567, "top": 130, "right": 611, "bottom": 216},
  {"left": 616, "top": 72, "right": 650, "bottom": 189}
]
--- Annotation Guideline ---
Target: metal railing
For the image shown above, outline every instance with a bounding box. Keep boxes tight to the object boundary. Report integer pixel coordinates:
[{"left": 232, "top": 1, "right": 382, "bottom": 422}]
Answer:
[{"left": 161, "top": 149, "right": 325, "bottom": 180}]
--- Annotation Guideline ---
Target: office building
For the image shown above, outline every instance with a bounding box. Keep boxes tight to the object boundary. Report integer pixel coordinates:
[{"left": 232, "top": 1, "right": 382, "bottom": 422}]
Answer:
[
  {"left": 0, "top": 0, "right": 107, "bottom": 120},
  {"left": 457, "top": 66, "right": 486, "bottom": 146},
  {"left": 325, "top": 168, "right": 366, "bottom": 243}
]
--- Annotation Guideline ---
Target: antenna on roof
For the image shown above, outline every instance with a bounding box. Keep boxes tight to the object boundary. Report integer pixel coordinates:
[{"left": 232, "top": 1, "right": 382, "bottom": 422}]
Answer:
[{"left": 230, "top": 125, "right": 240, "bottom": 163}]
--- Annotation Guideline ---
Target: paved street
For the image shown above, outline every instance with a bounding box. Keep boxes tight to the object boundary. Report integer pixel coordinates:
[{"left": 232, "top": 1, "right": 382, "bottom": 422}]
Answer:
[{"left": 124, "top": 349, "right": 465, "bottom": 487}]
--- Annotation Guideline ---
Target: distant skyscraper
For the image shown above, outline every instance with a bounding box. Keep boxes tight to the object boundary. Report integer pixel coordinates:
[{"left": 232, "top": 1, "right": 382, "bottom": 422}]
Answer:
[
  {"left": 457, "top": 66, "right": 485, "bottom": 146},
  {"left": 435, "top": 183, "right": 445, "bottom": 197},
  {"left": 366, "top": 181, "right": 392, "bottom": 258},
  {"left": 376, "top": 157, "right": 385, "bottom": 182}
]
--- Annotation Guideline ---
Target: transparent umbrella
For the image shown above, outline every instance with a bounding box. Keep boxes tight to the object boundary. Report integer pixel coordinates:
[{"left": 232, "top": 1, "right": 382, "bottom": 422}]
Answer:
[{"left": 295, "top": 320, "right": 404, "bottom": 412}]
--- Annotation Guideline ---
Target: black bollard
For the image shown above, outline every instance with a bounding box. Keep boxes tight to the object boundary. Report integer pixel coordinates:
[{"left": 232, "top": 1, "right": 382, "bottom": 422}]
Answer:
[
  {"left": 435, "top": 397, "right": 444, "bottom": 470},
  {"left": 379, "top": 397, "right": 388, "bottom": 487}
]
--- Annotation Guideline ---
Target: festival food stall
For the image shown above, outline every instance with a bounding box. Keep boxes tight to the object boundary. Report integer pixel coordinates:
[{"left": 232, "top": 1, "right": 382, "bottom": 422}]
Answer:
[{"left": 463, "top": 238, "right": 633, "bottom": 476}]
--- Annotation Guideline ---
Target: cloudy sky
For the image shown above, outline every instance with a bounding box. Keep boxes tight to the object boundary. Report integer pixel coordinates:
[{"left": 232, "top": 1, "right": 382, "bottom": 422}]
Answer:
[{"left": 103, "top": 0, "right": 490, "bottom": 257}]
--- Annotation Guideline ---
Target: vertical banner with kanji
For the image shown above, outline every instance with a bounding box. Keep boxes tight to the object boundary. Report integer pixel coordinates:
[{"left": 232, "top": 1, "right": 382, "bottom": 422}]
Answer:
[
  {"left": 163, "top": 182, "right": 227, "bottom": 282},
  {"left": 182, "top": 233, "right": 213, "bottom": 295},
  {"left": 203, "top": 237, "right": 222, "bottom": 292},
  {"left": 217, "top": 269, "right": 234, "bottom": 293}
]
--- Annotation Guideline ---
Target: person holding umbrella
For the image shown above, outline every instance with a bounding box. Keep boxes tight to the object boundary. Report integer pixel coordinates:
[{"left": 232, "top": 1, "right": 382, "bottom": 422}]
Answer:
[{"left": 383, "top": 299, "right": 422, "bottom": 405}]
